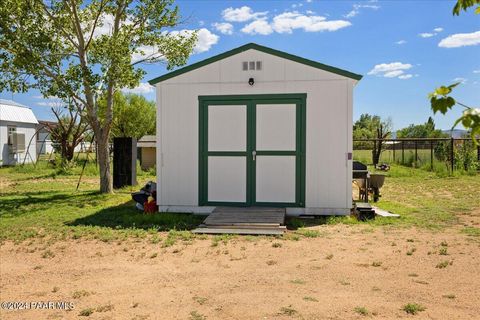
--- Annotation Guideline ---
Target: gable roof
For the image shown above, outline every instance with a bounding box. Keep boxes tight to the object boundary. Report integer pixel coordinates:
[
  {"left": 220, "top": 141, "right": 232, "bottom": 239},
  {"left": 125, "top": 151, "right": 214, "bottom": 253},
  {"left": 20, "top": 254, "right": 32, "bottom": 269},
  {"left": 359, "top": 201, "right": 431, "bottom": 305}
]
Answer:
[
  {"left": 0, "top": 99, "right": 38, "bottom": 124},
  {"left": 148, "top": 43, "right": 362, "bottom": 85}
]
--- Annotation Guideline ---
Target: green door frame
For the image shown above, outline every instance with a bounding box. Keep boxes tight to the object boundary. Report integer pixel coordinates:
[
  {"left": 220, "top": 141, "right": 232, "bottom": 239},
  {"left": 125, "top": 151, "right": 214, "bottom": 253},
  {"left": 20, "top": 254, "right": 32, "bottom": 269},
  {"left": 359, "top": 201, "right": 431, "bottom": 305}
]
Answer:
[{"left": 198, "top": 93, "right": 306, "bottom": 207}]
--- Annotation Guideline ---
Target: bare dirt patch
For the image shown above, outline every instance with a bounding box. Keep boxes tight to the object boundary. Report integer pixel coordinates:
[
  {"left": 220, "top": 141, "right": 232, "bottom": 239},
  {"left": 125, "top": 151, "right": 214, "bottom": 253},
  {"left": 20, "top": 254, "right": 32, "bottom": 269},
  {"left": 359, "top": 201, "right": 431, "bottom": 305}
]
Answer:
[{"left": 1, "top": 225, "right": 479, "bottom": 320}]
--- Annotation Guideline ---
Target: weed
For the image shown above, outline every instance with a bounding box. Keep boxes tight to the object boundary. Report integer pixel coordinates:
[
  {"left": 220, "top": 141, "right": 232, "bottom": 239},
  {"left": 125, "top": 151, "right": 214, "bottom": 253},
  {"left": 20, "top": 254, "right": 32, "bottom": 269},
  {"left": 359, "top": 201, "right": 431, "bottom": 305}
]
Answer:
[
  {"left": 296, "top": 228, "right": 324, "bottom": 238},
  {"left": 33, "top": 265, "right": 43, "bottom": 270},
  {"left": 150, "top": 252, "right": 158, "bottom": 259},
  {"left": 78, "top": 308, "right": 94, "bottom": 317},
  {"left": 52, "top": 286, "right": 60, "bottom": 293},
  {"left": 272, "top": 242, "right": 282, "bottom": 248},
  {"left": 290, "top": 279, "right": 306, "bottom": 285},
  {"left": 407, "top": 239, "right": 414, "bottom": 242},
  {"left": 193, "top": 296, "right": 208, "bottom": 305},
  {"left": 41, "top": 250, "right": 55, "bottom": 259},
  {"left": 72, "top": 290, "right": 91, "bottom": 299},
  {"left": 189, "top": 311, "right": 206, "bottom": 320},
  {"left": 339, "top": 279, "right": 350, "bottom": 286},
  {"left": 442, "top": 294, "right": 456, "bottom": 299},
  {"left": 266, "top": 260, "right": 277, "bottom": 266},
  {"left": 403, "top": 303, "right": 426, "bottom": 315},
  {"left": 325, "top": 254, "right": 334, "bottom": 260},
  {"left": 436, "top": 260, "right": 452, "bottom": 269},
  {"left": 406, "top": 248, "right": 417, "bottom": 256},
  {"left": 440, "top": 241, "right": 448, "bottom": 247},
  {"left": 439, "top": 247, "right": 448, "bottom": 255},
  {"left": 96, "top": 304, "right": 114, "bottom": 312},
  {"left": 279, "top": 306, "right": 298, "bottom": 316},
  {"left": 303, "top": 296, "right": 318, "bottom": 302},
  {"left": 372, "top": 261, "right": 382, "bottom": 267},
  {"left": 354, "top": 306, "right": 369, "bottom": 316},
  {"left": 408, "top": 273, "right": 418, "bottom": 277},
  {"left": 371, "top": 286, "right": 381, "bottom": 291}
]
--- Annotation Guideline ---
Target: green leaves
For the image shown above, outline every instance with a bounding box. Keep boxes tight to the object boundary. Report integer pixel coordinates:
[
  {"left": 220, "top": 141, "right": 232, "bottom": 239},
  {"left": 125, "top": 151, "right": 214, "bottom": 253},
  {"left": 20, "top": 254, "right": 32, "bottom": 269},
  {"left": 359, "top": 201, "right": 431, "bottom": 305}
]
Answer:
[
  {"left": 452, "top": 0, "right": 480, "bottom": 15},
  {"left": 429, "top": 83, "right": 479, "bottom": 145},
  {"left": 429, "top": 83, "right": 460, "bottom": 115}
]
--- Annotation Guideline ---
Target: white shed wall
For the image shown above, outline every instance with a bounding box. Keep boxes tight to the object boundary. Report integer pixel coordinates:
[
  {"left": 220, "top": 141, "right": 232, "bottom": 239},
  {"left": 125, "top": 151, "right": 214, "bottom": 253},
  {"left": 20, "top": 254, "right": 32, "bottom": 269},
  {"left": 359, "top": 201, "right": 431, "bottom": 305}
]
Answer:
[
  {"left": 0, "top": 121, "right": 37, "bottom": 166},
  {"left": 155, "top": 49, "right": 355, "bottom": 215}
]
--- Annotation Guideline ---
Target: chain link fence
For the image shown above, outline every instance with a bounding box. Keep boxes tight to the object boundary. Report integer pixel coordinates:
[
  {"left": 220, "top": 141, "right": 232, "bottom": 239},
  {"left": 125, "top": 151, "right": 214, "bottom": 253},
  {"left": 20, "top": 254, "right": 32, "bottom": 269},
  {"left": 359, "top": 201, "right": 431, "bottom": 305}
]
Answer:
[{"left": 353, "top": 138, "right": 480, "bottom": 173}]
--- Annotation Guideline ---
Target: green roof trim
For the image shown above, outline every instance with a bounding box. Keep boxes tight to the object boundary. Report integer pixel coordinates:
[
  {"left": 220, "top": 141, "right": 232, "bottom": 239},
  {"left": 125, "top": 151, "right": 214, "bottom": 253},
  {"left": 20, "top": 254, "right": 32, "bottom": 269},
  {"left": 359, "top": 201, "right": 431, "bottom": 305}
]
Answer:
[{"left": 148, "top": 43, "right": 363, "bottom": 85}]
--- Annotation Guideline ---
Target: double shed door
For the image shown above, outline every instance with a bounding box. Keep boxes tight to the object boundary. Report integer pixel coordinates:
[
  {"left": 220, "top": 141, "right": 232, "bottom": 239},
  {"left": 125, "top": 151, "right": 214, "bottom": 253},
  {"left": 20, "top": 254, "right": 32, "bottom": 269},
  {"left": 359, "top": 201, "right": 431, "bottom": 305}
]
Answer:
[{"left": 199, "top": 94, "right": 306, "bottom": 207}]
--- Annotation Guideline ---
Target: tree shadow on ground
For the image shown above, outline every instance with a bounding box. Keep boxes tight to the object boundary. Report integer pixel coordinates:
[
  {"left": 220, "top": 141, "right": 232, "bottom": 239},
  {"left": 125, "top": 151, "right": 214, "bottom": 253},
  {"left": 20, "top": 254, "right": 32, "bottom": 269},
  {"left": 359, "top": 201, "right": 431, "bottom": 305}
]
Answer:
[{"left": 67, "top": 200, "right": 204, "bottom": 231}]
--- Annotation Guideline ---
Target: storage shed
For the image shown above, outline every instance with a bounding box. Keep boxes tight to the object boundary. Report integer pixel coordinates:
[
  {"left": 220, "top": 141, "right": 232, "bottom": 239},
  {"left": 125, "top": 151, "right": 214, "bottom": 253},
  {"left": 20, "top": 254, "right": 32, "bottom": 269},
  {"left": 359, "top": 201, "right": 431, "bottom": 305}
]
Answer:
[
  {"left": 0, "top": 99, "right": 38, "bottom": 166},
  {"left": 138, "top": 135, "right": 156, "bottom": 170},
  {"left": 149, "top": 43, "right": 362, "bottom": 215}
]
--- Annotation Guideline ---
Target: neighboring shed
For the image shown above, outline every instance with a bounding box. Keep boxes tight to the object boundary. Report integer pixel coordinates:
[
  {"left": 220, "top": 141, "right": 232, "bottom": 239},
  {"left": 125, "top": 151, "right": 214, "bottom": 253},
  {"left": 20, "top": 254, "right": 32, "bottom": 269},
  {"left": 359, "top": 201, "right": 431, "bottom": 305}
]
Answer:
[
  {"left": 37, "top": 120, "right": 57, "bottom": 155},
  {"left": 0, "top": 99, "right": 38, "bottom": 166},
  {"left": 138, "top": 135, "right": 156, "bottom": 170},
  {"left": 149, "top": 43, "right": 362, "bottom": 215}
]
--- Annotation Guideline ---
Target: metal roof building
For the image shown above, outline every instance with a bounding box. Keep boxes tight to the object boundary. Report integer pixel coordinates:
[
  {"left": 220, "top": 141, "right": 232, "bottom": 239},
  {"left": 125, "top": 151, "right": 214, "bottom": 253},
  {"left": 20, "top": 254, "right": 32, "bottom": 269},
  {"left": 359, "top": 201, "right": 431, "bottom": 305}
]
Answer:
[{"left": 0, "top": 99, "right": 38, "bottom": 165}]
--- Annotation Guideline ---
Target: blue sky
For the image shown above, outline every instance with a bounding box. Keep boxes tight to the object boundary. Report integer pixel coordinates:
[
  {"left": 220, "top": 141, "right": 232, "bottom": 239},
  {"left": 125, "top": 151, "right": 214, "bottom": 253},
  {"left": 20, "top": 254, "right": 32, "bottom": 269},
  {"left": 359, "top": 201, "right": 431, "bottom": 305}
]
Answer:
[{"left": 1, "top": 0, "right": 479, "bottom": 130}]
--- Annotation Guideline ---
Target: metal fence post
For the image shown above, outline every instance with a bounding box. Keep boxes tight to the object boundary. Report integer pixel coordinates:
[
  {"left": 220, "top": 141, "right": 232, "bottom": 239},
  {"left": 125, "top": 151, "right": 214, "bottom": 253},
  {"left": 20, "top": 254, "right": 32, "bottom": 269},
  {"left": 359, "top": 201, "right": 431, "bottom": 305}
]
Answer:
[
  {"left": 430, "top": 140, "right": 434, "bottom": 170},
  {"left": 402, "top": 140, "right": 405, "bottom": 164},
  {"left": 450, "top": 137, "right": 454, "bottom": 173},
  {"left": 414, "top": 140, "right": 418, "bottom": 163},
  {"left": 393, "top": 140, "right": 396, "bottom": 162}
]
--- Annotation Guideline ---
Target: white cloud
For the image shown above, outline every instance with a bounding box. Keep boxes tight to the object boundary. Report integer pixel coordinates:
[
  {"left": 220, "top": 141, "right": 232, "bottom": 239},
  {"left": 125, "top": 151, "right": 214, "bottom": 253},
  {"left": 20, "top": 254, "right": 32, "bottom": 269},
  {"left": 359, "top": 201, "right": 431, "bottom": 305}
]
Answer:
[
  {"left": 453, "top": 77, "right": 467, "bottom": 84},
  {"left": 419, "top": 32, "right": 435, "bottom": 38},
  {"left": 121, "top": 82, "right": 154, "bottom": 94},
  {"left": 272, "top": 12, "right": 351, "bottom": 33},
  {"left": 344, "top": 3, "right": 380, "bottom": 18},
  {"left": 212, "top": 22, "right": 234, "bottom": 35},
  {"left": 384, "top": 70, "right": 404, "bottom": 78},
  {"left": 222, "top": 6, "right": 268, "bottom": 22},
  {"left": 396, "top": 40, "right": 407, "bottom": 45},
  {"left": 169, "top": 28, "right": 219, "bottom": 53},
  {"left": 473, "top": 69, "right": 480, "bottom": 74},
  {"left": 398, "top": 74, "right": 413, "bottom": 80},
  {"left": 368, "top": 62, "right": 414, "bottom": 79},
  {"left": 306, "top": 10, "right": 315, "bottom": 14},
  {"left": 438, "top": 30, "right": 480, "bottom": 48},
  {"left": 419, "top": 27, "right": 444, "bottom": 38},
  {"left": 131, "top": 28, "right": 219, "bottom": 63},
  {"left": 241, "top": 19, "right": 273, "bottom": 35}
]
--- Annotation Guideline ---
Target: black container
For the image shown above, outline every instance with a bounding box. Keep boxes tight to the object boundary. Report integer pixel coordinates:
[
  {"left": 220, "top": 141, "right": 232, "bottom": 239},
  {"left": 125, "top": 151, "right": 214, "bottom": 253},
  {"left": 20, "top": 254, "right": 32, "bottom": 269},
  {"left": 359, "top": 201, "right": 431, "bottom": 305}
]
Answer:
[{"left": 113, "top": 137, "right": 137, "bottom": 188}]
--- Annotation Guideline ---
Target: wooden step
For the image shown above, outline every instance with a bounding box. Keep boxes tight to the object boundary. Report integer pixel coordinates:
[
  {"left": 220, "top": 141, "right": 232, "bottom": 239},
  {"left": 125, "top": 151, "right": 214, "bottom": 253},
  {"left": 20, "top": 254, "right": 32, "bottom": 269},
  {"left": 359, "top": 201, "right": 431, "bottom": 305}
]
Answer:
[
  {"left": 199, "top": 224, "right": 286, "bottom": 230},
  {"left": 192, "top": 227, "right": 285, "bottom": 235}
]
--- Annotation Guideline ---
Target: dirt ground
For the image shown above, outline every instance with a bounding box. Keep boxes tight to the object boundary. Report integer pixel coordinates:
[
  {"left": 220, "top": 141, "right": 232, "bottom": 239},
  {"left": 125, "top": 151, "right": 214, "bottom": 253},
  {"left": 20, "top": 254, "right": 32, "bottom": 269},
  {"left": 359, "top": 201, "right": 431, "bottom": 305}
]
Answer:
[{"left": 1, "top": 224, "right": 479, "bottom": 320}]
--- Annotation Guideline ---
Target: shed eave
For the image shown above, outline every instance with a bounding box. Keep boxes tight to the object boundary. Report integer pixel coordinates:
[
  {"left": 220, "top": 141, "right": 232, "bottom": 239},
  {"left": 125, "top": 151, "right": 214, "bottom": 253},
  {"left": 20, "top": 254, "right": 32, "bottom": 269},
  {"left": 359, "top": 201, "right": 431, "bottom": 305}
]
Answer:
[{"left": 148, "top": 43, "right": 363, "bottom": 85}]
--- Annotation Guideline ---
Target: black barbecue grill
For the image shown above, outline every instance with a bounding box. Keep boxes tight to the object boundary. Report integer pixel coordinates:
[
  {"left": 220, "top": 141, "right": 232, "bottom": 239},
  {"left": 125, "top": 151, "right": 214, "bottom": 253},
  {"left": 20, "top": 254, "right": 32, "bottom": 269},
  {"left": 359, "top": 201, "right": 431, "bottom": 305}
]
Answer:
[{"left": 353, "top": 161, "right": 369, "bottom": 202}]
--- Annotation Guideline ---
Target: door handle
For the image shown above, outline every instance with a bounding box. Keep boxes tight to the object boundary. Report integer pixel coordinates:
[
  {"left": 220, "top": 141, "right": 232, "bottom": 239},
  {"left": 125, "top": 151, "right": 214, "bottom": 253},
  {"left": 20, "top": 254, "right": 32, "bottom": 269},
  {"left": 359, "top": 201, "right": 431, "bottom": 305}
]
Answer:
[{"left": 252, "top": 150, "right": 256, "bottom": 161}]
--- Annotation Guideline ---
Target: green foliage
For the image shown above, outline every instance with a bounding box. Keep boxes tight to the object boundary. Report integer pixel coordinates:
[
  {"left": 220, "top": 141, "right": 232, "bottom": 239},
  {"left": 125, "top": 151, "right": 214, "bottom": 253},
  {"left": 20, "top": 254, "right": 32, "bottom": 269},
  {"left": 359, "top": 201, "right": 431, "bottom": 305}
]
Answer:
[
  {"left": 99, "top": 92, "right": 156, "bottom": 140},
  {"left": 430, "top": 84, "right": 479, "bottom": 145},
  {"left": 353, "top": 114, "right": 392, "bottom": 141},
  {"left": 397, "top": 117, "right": 447, "bottom": 138},
  {"left": 403, "top": 303, "right": 426, "bottom": 315},
  {"left": 0, "top": 0, "right": 197, "bottom": 193},
  {"left": 453, "top": 0, "right": 480, "bottom": 15}
]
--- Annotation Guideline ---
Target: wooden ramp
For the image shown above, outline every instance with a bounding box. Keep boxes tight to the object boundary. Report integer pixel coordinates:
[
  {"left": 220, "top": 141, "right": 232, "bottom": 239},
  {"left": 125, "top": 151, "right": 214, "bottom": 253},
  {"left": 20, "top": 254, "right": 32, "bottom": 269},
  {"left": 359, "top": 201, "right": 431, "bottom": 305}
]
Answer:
[{"left": 192, "top": 207, "right": 286, "bottom": 235}]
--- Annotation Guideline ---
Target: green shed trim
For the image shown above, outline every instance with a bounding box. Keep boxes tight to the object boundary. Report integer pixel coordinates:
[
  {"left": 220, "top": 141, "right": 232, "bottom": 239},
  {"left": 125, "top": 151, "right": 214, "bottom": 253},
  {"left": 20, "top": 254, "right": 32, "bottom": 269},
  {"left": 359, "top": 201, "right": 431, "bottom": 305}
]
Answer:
[{"left": 148, "top": 43, "right": 362, "bottom": 85}]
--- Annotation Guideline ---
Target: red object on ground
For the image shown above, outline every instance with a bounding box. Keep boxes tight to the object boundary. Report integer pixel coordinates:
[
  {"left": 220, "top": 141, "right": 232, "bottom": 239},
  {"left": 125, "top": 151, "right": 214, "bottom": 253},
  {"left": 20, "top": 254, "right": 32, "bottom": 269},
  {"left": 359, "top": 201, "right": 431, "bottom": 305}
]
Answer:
[{"left": 143, "top": 199, "right": 157, "bottom": 213}]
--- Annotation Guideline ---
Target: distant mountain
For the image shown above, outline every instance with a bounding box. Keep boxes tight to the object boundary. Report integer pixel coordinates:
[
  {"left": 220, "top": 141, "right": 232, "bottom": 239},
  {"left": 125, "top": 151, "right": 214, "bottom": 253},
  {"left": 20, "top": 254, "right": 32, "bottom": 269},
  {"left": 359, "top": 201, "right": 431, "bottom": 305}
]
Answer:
[{"left": 441, "top": 129, "right": 469, "bottom": 138}]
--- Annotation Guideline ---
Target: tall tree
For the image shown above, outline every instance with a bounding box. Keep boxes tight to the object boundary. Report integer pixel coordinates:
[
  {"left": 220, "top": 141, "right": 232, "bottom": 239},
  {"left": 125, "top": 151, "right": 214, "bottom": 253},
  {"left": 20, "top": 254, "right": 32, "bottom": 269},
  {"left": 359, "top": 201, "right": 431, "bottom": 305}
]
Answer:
[
  {"left": 353, "top": 114, "right": 392, "bottom": 166},
  {"left": 99, "top": 91, "right": 156, "bottom": 140},
  {"left": 397, "top": 117, "right": 447, "bottom": 138},
  {"left": 47, "top": 106, "right": 89, "bottom": 163},
  {"left": 0, "top": 0, "right": 196, "bottom": 192}
]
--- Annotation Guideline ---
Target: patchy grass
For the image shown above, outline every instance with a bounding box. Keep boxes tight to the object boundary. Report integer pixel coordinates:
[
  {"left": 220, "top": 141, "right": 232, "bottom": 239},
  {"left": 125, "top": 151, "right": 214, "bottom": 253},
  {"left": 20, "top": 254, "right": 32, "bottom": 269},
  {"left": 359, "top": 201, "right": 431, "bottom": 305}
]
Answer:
[
  {"left": 279, "top": 306, "right": 298, "bottom": 316},
  {"left": 436, "top": 260, "right": 452, "bottom": 269},
  {"left": 303, "top": 296, "right": 318, "bottom": 302},
  {"left": 354, "top": 306, "right": 369, "bottom": 316},
  {"left": 189, "top": 311, "right": 206, "bottom": 320},
  {"left": 403, "top": 303, "right": 426, "bottom": 315},
  {"left": 78, "top": 308, "right": 95, "bottom": 317},
  {"left": 0, "top": 163, "right": 478, "bottom": 243}
]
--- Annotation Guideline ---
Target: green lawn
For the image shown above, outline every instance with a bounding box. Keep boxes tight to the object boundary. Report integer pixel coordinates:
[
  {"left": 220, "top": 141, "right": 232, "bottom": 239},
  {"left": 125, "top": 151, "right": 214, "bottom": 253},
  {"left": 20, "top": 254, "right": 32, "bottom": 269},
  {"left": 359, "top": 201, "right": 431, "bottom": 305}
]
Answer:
[{"left": 0, "top": 162, "right": 478, "bottom": 243}]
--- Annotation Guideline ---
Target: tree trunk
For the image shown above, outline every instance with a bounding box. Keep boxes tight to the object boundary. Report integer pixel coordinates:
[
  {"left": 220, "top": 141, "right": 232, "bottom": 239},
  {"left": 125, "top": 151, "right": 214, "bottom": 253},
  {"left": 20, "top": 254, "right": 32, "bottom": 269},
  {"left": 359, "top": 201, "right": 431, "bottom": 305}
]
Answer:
[{"left": 96, "top": 132, "right": 113, "bottom": 193}]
